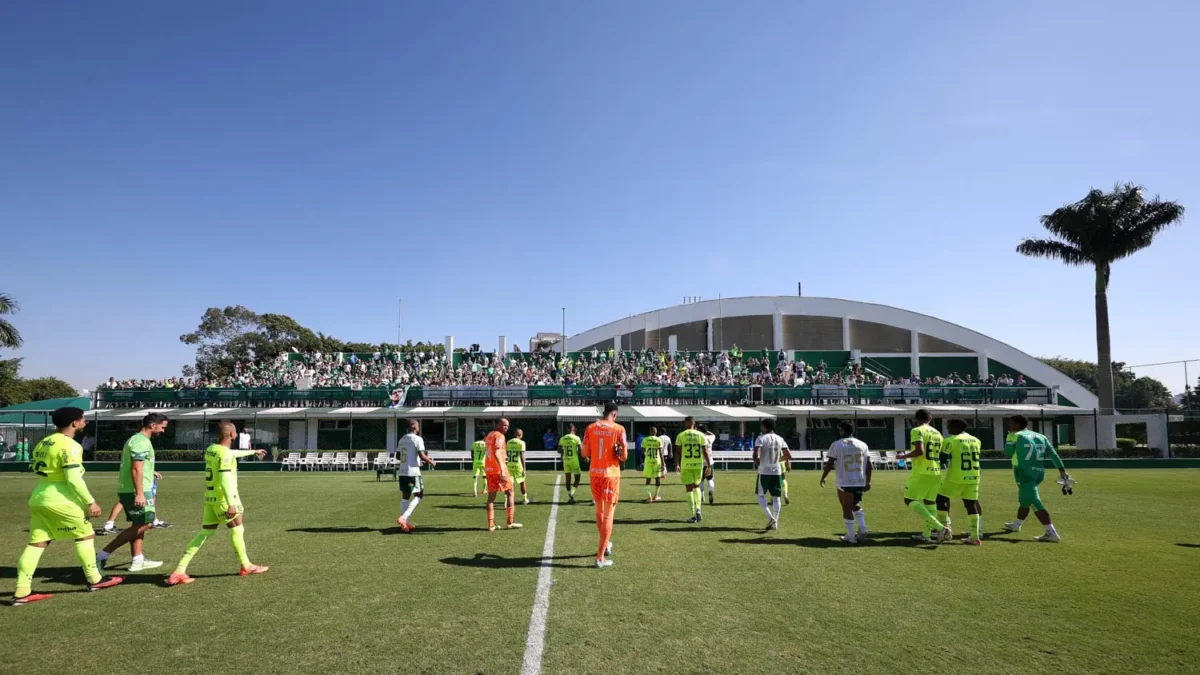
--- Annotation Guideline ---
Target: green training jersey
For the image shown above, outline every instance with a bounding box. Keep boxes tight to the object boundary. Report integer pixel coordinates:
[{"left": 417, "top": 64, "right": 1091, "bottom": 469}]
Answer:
[
  {"left": 117, "top": 433, "right": 155, "bottom": 494},
  {"left": 204, "top": 443, "right": 239, "bottom": 505},
  {"left": 675, "top": 429, "right": 708, "bottom": 470},
  {"left": 942, "top": 433, "right": 981, "bottom": 484},
  {"left": 641, "top": 436, "right": 663, "bottom": 463},
  {"left": 30, "top": 433, "right": 84, "bottom": 486},
  {"left": 471, "top": 441, "right": 486, "bottom": 465},
  {"left": 909, "top": 424, "right": 943, "bottom": 476},
  {"left": 1004, "top": 430, "right": 1063, "bottom": 471},
  {"left": 506, "top": 438, "right": 526, "bottom": 465},
  {"left": 559, "top": 434, "right": 581, "bottom": 462}
]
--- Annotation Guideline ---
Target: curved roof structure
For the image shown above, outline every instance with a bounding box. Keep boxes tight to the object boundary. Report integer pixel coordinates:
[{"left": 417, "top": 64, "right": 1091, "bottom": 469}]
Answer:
[{"left": 563, "top": 296, "right": 1098, "bottom": 409}]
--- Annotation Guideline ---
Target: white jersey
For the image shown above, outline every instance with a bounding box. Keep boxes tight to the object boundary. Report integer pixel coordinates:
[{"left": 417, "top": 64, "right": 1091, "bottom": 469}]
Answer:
[
  {"left": 754, "top": 433, "right": 788, "bottom": 476},
  {"left": 826, "top": 437, "right": 870, "bottom": 488},
  {"left": 658, "top": 434, "right": 672, "bottom": 459},
  {"left": 397, "top": 433, "right": 425, "bottom": 477}
]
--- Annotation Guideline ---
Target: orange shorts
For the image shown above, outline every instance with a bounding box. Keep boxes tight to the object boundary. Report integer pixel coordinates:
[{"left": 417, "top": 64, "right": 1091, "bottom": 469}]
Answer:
[
  {"left": 590, "top": 475, "right": 621, "bottom": 505},
  {"left": 487, "top": 474, "right": 514, "bottom": 493}
]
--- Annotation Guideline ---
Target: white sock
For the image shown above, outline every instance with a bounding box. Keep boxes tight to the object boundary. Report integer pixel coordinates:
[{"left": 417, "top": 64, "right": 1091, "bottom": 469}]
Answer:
[
  {"left": 772, "top": 496, "right": 782, "bottom": 519},
  {"left": 400, "top": 499, "right": 409, "bottom": 518},
  {"left": 854, "top": 510, "right": 868, "bottom": 532},
  {"left": 402, "top": 496, "right": 421, "bottom": 520},
  {"left": 132, "top": 554, "right": 144, "bottom": 564},
  {"left": 104, "top": 520, "right": 115, "bottom": 529},
  {"left": 844, "top": 519, "right": 856, "bottom": 538},
  {"left": 1046, "top": 524, "right": 1058, "bottom": 535},
  {"left": 707, "top": 478, "right": 715, "bottom": 493},
  {"left": 97, "top": 550, "right": 110, "bottom": 561},
  {"left": 756, "top": 494, "right": 771, "bottom": 518}
]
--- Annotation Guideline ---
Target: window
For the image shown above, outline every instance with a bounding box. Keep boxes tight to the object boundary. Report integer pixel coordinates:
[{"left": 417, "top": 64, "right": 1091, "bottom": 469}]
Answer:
[
  {"left": 318, "top": 420, "right": 351, "bottom": 430},
  {"left": 444, "top": 419, "right": 459, "bottom": 443}
]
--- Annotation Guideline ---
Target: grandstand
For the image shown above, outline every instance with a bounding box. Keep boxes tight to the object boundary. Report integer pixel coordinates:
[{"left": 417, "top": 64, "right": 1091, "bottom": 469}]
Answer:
[{"left": 70, "top": 296, "right": 1167, "bottom": 457}]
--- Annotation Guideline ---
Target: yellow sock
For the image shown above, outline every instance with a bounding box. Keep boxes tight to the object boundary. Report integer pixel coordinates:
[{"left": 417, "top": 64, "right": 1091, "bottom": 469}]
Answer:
[
  {"left": 16, "top": 545, "right": 45, "bottom": 597},
  {"left": 230, "top": 525, "right": 251, "bottom": 568},
  {"left": 73, "top": 539, "right": 102, "bottom": 585}
]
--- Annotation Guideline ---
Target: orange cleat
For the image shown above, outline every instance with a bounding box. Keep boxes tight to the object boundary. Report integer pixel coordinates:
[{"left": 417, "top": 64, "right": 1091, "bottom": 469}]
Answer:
[
  {"left": 396, "top": 517, "right": 413, "bottom": 532},
  {"left": 88, "top": 576, "right": 124, "bottom": 592},
  {"left": 11, "top": 592, "right": 54, "bottom": 605},
  {"left": 239, "top": 564, "right": 269, "bottom": 576},
  {"left": 166, "top": 572, "right": 195, "bottom": 586}
]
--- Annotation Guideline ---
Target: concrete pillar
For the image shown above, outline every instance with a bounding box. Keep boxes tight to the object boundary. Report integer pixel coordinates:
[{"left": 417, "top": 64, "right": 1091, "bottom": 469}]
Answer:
[
  {"left": 893, "top": 416, "right": 906, "bottom": 451},
  {"left": 306, "top": 418, "right": 319, "bottom": 450},
  {"left": 668, "top": 334, "right": 678, "bottom": 357},
  {"left": 797, "top": 417, "right": 808, "bottom": 450},
  {"left": 707, "top": 318, "right": 714, "bottom": 351},
  {"left": 498, "top": 335, "right": 507, "bottom": 354},
  {"left": 772, "top": 312, "right": 784, "bottom": 351},
  {"left": 993, "top": 416, "right": 1006, "bottom": 452},
  {"left": 842, "top": 316, "right": 851, "bottom": 351},
  {"left": 1145, "top": 414, "right": 1169, "bottom": 458},
  {"left": 445, "top": 335, "right": 454, "bottom": 361},
  {"left": 613, "top": 335, "right": 621, "bottom": 352},
  {"left": 464, "top": 418, "right": 475, "bottom": 448},
  {"left": 386, "top": 417, "right": 397, "bottom": 453},
  {"left": 977, "top": 353, "right": 988, "bottom": 380},
  {"left": 910, "top": 330, "right": 920, "bottom": 378}
]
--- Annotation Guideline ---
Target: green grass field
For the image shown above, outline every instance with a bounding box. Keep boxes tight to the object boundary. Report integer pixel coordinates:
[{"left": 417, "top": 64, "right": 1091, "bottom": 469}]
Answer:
[{"left": 1, "top": 468, "right": 1198, "bottom": 674}]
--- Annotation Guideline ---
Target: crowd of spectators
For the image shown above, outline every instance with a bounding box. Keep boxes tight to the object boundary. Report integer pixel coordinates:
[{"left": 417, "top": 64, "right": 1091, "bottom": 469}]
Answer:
[{"left": 97, "top": 345, "right": 1031, "bottom": 392}]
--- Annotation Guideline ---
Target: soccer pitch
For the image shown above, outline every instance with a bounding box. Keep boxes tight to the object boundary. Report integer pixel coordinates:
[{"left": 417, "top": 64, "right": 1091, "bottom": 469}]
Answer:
[{"left": 1, "top": 469, "right": 1198, "bottom": 674}]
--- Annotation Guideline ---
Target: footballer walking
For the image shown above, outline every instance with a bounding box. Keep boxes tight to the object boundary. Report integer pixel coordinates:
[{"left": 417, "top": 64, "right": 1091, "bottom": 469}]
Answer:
[{"left": 581, "top": 402, "right": 627, "bottom": 568}]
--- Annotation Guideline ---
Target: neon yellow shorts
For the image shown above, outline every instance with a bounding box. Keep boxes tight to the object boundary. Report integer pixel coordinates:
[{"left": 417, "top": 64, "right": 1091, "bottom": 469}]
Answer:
[
  {"left": 643, "top": 460, "right": 664, "bottom": 479},
  {"left": 28, "top": 496, "right": 93, "bottom": 543},
  {"left": 203, "top": 499, "right": 243, "bottom": 527},
  {"left": 507, "top": 463, "right": 526, "bottom": 484},
  {"left": 938, "top": 481, "right": 980, "bottom": 501},
  {"left": 563, "top": 459, "right": 581, "bottom": 474},
  {"left": 473, "top": 463, "right": 485, "bottom": 478},
  {"left": 680, "top": 467, "right": 704, "bottom": 486},
  {"left": 904, "top": 474, "right": 942, "bottom": 502}
]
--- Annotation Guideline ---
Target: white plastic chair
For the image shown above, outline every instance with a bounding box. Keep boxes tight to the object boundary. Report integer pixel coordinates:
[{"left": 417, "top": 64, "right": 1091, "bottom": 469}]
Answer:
[
  {"left": 318, "top": 452, "right": 335, "bottom": 470},
  {"left": 280, "top": 452, "right": 301, "bottom": 471},
  {"left": 301, "top": 452, "right": 320, "bottom": 470},
  {"left": 332, "top": 452, "right": 350, "bottom": 470},
  {"left": 350, "top": 452, "right": 368, "bottom": 470}
]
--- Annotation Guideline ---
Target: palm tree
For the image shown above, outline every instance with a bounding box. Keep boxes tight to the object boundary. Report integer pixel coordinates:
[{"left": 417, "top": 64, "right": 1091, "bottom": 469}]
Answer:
[
  {"left": 0, "top": 292, "right": 21, "bottom": 349},
  {"left": 1017, "top": 183, "right": 1184, "bottom": 414}
]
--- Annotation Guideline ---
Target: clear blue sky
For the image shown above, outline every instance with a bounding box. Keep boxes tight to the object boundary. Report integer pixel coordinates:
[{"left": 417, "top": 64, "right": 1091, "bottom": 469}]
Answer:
[{"left": 2, "top": 2, "right": 1197, "bottom": 393}]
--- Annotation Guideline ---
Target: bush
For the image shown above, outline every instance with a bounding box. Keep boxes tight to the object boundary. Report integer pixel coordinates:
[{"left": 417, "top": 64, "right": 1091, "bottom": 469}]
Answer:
[
  {"left": 94, "top": 450, "right": 205, "bottom": 462},
  {"left": 1169, "top": 445, "right": 1200, "bottom": 458},
  {"left": 1116, "top": 438, "right": 1137, "bottom": 451}
]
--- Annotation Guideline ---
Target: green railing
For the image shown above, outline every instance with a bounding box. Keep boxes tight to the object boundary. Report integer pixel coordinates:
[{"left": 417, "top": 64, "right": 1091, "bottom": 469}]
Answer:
[{"left": 95, "top": 385, "right": 1051, "bottom": 408}]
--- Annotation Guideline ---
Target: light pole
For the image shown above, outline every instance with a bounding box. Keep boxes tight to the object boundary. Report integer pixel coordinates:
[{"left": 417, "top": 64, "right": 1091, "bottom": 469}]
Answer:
[{"left": 561, "top": 307, "right": 566, "bottom": 355}]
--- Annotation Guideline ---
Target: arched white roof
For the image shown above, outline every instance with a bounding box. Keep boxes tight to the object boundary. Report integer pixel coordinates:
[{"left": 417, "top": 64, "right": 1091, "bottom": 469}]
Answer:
[{"left": 564, "top": 296, "right": 1098, "bottom": 409}]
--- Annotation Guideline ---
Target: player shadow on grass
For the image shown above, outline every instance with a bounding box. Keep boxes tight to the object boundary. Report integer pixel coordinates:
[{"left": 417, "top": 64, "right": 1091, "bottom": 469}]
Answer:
[
  {"left": 287, "top": 525, "right": 477, "bottom": 536},
  {"left": 648, "top": 526, "right": 771, "bottom": 533},
  {"left": 719, "top": 535, "right": 942, "bottom": 549},
  {"left": 0, "top": 566, "right": 235, "bottom": 592},
  {"left": 1175, "top": 543, "right": 1200, "bottom": 548},
  {"left": 439, "top": 553, "right": 596, "bottom": 569},
  {"left": 577, "top": 518, "right": 677, "bottom": 526}
]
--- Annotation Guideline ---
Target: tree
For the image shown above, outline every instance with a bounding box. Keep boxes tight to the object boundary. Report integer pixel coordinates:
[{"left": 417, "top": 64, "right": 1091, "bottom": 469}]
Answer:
[
  {"left": 1018, "top": 184, "right": 1185, "bottom": 414},
  {"left": 0, "top": 292, "right": 21, "bottom": 349},
  {"left": 22, "top": 377, "right": 79, "bottom": 402},
  {"left": 0, "top": 358, "right": 27, "bottom": 408},
  {"left": 1039, "top": 357, "right": 1175, "bottom": 410}
]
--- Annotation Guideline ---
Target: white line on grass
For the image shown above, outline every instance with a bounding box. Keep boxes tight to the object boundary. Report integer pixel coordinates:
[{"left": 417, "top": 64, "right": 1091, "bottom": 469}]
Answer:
[{"left": 521, "top": 474, "right": 562, "bottom": 675}]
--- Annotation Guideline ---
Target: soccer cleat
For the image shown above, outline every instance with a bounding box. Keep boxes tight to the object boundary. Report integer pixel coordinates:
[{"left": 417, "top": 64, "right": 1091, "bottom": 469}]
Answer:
[
  {"left": 771, "top": 518, "right": 779, "bottom": 530},
  {"left": 239, "top": 564, "right": 270, "bottom": 576},
  {"left": 87, "top": 576, "right": 124, "bottom": 592},
  {"left": 605, "top": 541, "right": 613, "bottom": 557},
  {"left": 11, "top": 592, "right": 54, "bottom": 605},
  {"left": 857, "top": 528, "right": 870, "bottom": 539},
  {"left": 129, "top": 559, "right": 164, "bottom": 572},
  {"left": 652, "top": 496, "right": 662, "bottom": 502},
  {"left": 696, "top": 510, "right": 703, "bottom": 522},
  {"left": 595, "top": 559, "right": 614, "bottom": 568},
  {"left": 166, "top": 572, "right": 195, "bottom": 586},
  {"left": 645, "top": 497, "right": 653, "bottom": 504},
  {"left": 396, "top": 516, "right": 413, "bottom": 533},
  {"left": 707, "top": 491, "right": 714, "bottom": 506},
  {"left": 488, "top": 525, "right": 498, "bottom": 532},
  {"left": 506, "top": 523, "right": 523, "bottom": 530},
  {"left": 686, "top": 516, "right": 700, "bottom": 524},
  {"left": 765, "top": 517, "right": 777, "bottom": 531},
  {"left": 783, "top": 495, "right": 790, "bottom": 505},
  {"left": 568, "top": 495, "right": 576, "bottom": 504},
  {"left": 934, "top": 528, "right": 952, "bottom": 544},
  {"left": 1034, "top": 531, "right": 1061, "bottom": 543},
  {"left": 98, "top": 525, "right": 118, "bottom": 536},
  {"left": 963, "top": 538, "right": 982, "bottom": 546},
  {"left": 840, "top": 535, "right": 857, "bottom": 544},
  {"left": 523, "top": 498, "right": 530, "bottom": 505},
  {"left": 151, "top": 521, "right": 173, "bottom": 529},
  {"left": 1004, "top": 521, "right": 1023, "bottom": 532}
]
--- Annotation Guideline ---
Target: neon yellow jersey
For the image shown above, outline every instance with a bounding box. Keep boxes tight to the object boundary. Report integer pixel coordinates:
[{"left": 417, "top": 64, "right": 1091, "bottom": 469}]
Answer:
[
  {"left": 471, "top": 441, "right": 486, "bottom": 465},
  {"left": 204, "top": 443, "right": 238, "bottom": 504},
  {"left": 1005, "top": 432, "right": 1019, "bottom": 467},
  {"left": 558, "top": 434, "right": 581, "bottom": 462},
  {"left": 943, "top": 433, "right": 981, "bottom": 483},
  {"left": 675, "top": 429, "right": 708, "bottom": 470},
  {"left": 909, "top": 424, "right": 943, "bottom": 476},
  {"left": 31, "top": 433, "right": 84, "bottom": 485},
  {"left": 641, "top": 436, "right": 663, "bottom": 463},
  {"left": 506, "top": 439, "right": 526, "bottom": 465}
]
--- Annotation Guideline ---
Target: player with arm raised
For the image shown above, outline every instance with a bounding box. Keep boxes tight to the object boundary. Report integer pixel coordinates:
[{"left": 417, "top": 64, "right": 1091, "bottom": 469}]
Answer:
[
  {"left": 397, "top": 420, "right": 436, "bottom": 532},
  {"left": 675, "top": 417, "right": 708, "bottom": 523},
  {"left": 168, "top": 422, "right": 268, "bottom": 585},
  {"left": 820, "top": 421, "right": 872, "bottom": 543},
  {"left": 558, "top": 424, "right": 583, "bottom": 504},
  {"left": 581, "top": 402, "right": 627, "bottom": 568},
  {"left": 937, "top": 419, "right": 983, "bottom": 545},
  {"left": 641, "top": 426, "right": 665, "bottom": 503},
  {"left": 1002, "top": 415, "right": 1071, "bottom": 542},
  {"left": 753, "top": 419, "right": 790, "bottom": 531},
  {"left": 11, "top": 407, "right": 123, "bottom": 604},
  {"left": 896, "top": 409, "right": 951, "bottom": 543}
]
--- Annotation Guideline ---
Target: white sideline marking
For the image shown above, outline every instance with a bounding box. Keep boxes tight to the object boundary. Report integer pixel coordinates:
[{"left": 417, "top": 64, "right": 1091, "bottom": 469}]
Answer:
[{"left": 522, "top": 474, "right": 562, "bottom": 675}]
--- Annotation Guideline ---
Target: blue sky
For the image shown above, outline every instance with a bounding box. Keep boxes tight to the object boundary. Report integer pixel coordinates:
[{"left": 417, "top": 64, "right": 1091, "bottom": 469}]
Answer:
[{"left": 2, "top": 2, "right": 1197, "bottom": 393}]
